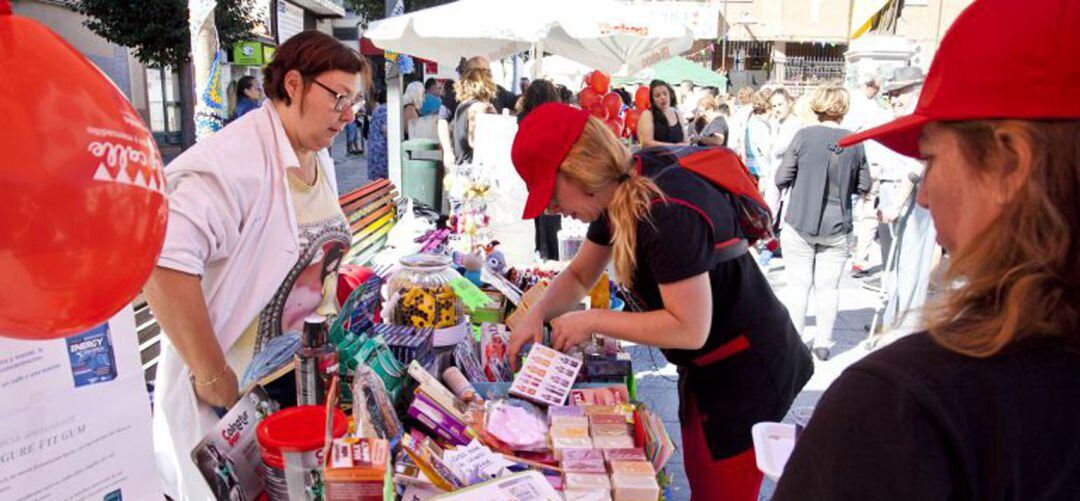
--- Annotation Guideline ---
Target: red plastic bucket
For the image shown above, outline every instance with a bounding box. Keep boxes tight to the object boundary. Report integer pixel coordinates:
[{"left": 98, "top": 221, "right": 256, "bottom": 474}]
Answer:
[{"left": 256, "top": 405, "right": 348, "bottom": 499}]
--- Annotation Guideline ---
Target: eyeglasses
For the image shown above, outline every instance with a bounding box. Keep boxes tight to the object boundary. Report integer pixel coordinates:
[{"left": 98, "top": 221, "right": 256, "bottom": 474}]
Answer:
[{"left": 311, "top": 79, "right": 365, "bottom": 114}]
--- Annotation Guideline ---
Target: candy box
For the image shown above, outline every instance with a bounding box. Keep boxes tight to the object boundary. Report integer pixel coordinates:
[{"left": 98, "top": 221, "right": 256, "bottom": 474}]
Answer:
[
  {"left": 67, "top": 323, "right": 117, "bottom": 388},
  {"left": 324, "top": 438, "right": 389, "bottom": 501}
]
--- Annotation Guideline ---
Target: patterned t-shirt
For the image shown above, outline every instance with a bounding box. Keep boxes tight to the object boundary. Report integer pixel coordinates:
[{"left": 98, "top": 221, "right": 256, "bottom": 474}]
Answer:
[{"left": 226, "top": 160, "right": 350, "bottom": 375}]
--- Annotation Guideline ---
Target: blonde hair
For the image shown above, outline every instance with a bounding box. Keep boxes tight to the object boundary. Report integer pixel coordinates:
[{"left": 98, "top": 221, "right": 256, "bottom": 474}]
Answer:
[
  {"left": 559, "top": 116, "right": 664, "bottom": 285},
  {"left": 924, "top": 120, "right": 1080, "bottom": 357},
  {"left": 454, "top": 67, "right": 496, "bottom": 103},
  {"left": 736, "top": 87, "right": 754, "bottom": 105},
  {"left": 810, "top": 85, "right": 849, "bottom": 122},
  {"left": 751, "top": 88, "right": 772, "bottom": 114},
  {"left": 697, "top": 96, "right": 720, "bottom": 112}
]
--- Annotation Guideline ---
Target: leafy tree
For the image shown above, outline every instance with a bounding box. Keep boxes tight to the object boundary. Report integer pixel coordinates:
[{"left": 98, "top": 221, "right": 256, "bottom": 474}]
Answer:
[
  {"left": 74, "top": 0, "right": 261, "bottom": 146},
  {"left": 75, "top": 0, "right": 261, "bottom": 68},
  {"left": 345, "top": 0, "right": 455, "bottom": 28}
]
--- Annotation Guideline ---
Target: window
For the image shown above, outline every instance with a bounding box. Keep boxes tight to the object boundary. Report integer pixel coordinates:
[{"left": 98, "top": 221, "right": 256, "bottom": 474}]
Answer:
[{"left": 146, "top": 67, "right": 182, "bottom": 145}]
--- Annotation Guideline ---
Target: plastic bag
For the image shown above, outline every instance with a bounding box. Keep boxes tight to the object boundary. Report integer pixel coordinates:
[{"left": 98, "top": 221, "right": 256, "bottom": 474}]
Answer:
[
  {"left": 351, "top": 362, "right": 403, "bottom": 447},
  {"left": 482, "top": 399, "right": 549, "bottom": 452}
]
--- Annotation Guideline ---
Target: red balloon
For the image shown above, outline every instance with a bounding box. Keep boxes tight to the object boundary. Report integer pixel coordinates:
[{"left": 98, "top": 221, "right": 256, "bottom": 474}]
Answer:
[
  {"left": 0, "top": 12, "right": 168, "bottom": 339},
  {"left": 579, "top": 87, "right": 601, "bottom": 109},
  {"left": 634, "top": 86, "right": 651, "bottom": 110},
  {"left": 589, "top": 103, "right": 609, "bottom": 121},
  {"left": 625, "top": 108, "right": 644, "bottom": 136},
  {"left": 589, "top": 71, "right": 611, "bottom": 95},
  {"left": 602, "top": 92, "right": 623, "bottom": 120},
  {"left": 604, "top": 118, "right": 623, "bottom": 138}
]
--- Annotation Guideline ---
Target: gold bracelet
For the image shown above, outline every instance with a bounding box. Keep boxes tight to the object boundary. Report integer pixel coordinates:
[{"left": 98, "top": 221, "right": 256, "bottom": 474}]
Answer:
[{"left": 190, "top": 363, "right": 229, "bottom": 387}]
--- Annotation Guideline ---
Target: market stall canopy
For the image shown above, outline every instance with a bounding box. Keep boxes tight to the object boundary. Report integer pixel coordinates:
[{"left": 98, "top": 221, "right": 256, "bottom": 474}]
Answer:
[
  {"left": 522, "top": 55, "right": 594, "bottom": 89},
  {"left": 363, "top": 0, "right": 537, "bottom": 70},
  {"left": 613, "top": 56, "right": 727, "bottom": 89},
  {"left": 365, "top": 0, "right": 693, "bottom": 75},
  {"left": 539, "top": 0, "right": 695, "bottom": 74}
]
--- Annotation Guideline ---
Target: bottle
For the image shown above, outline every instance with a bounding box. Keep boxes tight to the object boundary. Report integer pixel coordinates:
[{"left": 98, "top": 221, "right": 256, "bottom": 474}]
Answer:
[{"left": 295, "top": 314, "right": 337, "bottom": 405}]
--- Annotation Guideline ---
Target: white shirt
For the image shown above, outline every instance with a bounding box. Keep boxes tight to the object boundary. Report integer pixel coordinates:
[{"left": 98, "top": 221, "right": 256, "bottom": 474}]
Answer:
[{"left": 152, "top": 104, "right": 337, "bottom": 500}]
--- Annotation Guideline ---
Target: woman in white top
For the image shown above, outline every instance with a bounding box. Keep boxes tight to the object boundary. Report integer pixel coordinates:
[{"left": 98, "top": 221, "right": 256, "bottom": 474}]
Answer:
[
  {"left": 143, "top": 32, "right": 369, "bottom": 500},
  {"left": 403, "top": 80, "right": 424, "bottom": 138}
]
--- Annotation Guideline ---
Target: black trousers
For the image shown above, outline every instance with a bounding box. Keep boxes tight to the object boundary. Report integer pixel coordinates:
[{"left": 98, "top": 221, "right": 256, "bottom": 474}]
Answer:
[{"left": 534, "top": 215, "right": 562, "bottom": 261}]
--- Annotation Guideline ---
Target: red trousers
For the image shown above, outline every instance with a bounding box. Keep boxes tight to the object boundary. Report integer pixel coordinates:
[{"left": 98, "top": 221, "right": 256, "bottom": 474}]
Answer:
[{"left": 681, "top": 393, "right": 763, "bottom": 501}]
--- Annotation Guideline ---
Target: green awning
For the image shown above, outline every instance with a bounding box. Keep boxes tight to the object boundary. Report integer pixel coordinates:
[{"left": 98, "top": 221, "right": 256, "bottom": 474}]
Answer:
[{"left": 612, "top": 56, "right": 727, "bottom": 89}]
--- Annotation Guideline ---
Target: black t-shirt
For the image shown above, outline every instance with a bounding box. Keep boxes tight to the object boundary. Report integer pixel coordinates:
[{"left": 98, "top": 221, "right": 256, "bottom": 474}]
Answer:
[
  {"left": 774, "top": 333, "right": 1080, "bottom": 501},
  {"left": 587, "top": 155, "right": 812, "bottom": 458}
]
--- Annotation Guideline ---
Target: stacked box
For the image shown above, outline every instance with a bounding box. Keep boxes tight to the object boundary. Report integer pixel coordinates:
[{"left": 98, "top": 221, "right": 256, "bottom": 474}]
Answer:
[{"left": 374, "top": 324, "right": 434, "bottom": 366}]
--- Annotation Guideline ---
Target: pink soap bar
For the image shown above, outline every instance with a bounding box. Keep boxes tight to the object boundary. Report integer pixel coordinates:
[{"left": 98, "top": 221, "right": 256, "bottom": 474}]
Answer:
[
  {"left": 589, "top": 414, "right": 627, "bottom": 426},
  {"left": 611, "top": 472, "right": 660, "bottom": 501},
  {"left": 590, "top": 424, "right": 630, "bottom": 437},
  {"left": 562, "top": 448, "right": 604, "bottom": 462},
  {"left": 564, "top": 472, "right": 611, "bottom": 490},
  {"left": 552, "top": 436, "right": 594, "bottom": 460},
  {"left": 609, "top": 460, "right": 655, "bottom": 476},
  {"left": 603, "top": 448, "right": 647, "bottom": 462},
  {"left": 548, "top": 405, "right": 586, "bottom": 419},
  {"left": 565, "top": 489, "right": 613, "bottom": 501},
  {"left": 561, "top": 457, "right": 607, "bottom": 474},
  {"left": 591, "top": 435, "right": 634, "bottom": 450},
  {"left": 551, "top": 415, "right": 590, "bottom": 428},
  {"left": 584, "top": 405, "right": 621, "bottom": 416},
  {"left": 550, "top": 424, "right": 590, "bottom": 439}
]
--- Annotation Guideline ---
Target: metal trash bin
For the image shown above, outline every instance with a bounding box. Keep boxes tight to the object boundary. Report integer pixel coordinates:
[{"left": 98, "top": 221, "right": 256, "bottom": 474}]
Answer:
[{"left": 400, "top": 139, "right": 443, "bottom": 211}]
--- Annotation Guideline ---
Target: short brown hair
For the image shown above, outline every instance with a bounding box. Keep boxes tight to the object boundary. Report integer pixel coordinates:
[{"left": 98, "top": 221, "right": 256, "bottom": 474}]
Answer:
[
  {"left": 263, "top": 31, "right": 370, "bottom": 106},
  {"left": 810, "top": 85, "right": 849, "bottom": 122}
]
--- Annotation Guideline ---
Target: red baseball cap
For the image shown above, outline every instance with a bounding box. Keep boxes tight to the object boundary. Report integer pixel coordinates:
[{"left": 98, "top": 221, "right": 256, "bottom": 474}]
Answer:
[
  {"left": 511, "top": 103, "right": 591, "bottom": 219},
  {"left": 840, "top": 0, "right": 1080, "bottom": 158}
]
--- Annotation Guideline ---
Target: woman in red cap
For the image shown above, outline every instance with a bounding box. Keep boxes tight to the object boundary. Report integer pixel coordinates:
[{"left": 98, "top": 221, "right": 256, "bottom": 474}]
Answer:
[
  {"left": 774, "top": 0, "right": 1080, "bottom": 498},
  {"left": 508, "top": 100, "right": 813, "bottom": 500}
]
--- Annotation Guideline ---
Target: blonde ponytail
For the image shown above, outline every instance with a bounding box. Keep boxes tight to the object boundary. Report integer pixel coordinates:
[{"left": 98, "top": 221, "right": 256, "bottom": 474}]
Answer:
[
  {"left": 558, "top": 116, "right": 664, "bottom": 286},
  {"left": 608, "top": 175, "right": 663, "bottom": 285}
]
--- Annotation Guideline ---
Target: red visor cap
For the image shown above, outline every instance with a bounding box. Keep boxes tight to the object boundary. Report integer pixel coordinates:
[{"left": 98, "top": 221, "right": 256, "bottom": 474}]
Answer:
[
  {"left": 511, "top": 102, "right": 591, "bottom": 219},
  {"left": 840, "top": 0, "right": 1080, "bottom": 158}
]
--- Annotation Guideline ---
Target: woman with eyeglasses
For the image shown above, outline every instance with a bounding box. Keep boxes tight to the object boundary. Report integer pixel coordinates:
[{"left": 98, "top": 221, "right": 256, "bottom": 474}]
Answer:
[{"left": 142, "top": 32, "right": 370, "bottom": 500}]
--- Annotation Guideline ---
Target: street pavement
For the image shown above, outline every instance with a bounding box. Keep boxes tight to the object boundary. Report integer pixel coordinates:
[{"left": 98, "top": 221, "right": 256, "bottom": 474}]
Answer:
[
  {"left": 329, "top": 133, "right": 886, "bottom": 501},
  {"left": 331, "top": 132, "right": 370, "bottom": 195}
]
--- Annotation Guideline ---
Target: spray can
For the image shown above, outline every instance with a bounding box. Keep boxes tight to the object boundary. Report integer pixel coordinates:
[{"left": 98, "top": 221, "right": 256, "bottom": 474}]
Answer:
[{"left": 295, "top": 314, "right": 337, "bottom": 406}]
